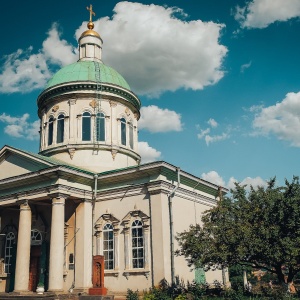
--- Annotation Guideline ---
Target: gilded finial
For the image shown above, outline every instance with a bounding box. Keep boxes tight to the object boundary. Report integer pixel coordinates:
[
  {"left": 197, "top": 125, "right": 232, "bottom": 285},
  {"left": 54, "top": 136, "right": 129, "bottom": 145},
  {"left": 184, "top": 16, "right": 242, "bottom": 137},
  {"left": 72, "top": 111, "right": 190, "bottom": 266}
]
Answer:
[
  {"left": 87, "top": 4, "right": 95, "bottom": 22},
  {"left": 80, "top": 4, "right": 100, "bottom": 39}
]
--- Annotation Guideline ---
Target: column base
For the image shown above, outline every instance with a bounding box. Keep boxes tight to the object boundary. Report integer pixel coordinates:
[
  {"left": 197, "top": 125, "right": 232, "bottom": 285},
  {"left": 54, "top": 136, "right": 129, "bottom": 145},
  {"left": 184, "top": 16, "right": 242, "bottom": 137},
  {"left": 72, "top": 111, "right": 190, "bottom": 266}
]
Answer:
[
  {"left": 47, "top": 289, "right": 64, "bottom": 293},
  {"left": 89, "top": 287, "right": 108, "bottom": 295},
  {"left": 12, "top": 291, "right": 32, "bottom": 294}
]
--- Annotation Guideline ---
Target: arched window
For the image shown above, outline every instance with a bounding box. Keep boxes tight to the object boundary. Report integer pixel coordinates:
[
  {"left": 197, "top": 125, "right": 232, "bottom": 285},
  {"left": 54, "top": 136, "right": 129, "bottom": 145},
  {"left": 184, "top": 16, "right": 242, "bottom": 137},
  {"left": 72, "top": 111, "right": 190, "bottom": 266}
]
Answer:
[
  {"left": 129, "top": 122, "right": 134, "bottom": 149},
  {"left": 4, "top": 232, "right": 15, "bottom": 274},
  {"left": 132, "top": 220, "right": 144, "bottom": 269},
  {"left": 120, "top": 118, "right": 126, "bottom": 146},
  {"left": 31, "top": 229, "right": 42, "bottom": 246},
  {"left": 82, "top": 112, "right": 91, "bottom": 141},
  {"left": 96, "top": 113, "right": 105, "bottom": 142},
  {"left": 103, "top": 223, "right": 114, "bottom": 270},
  {"left": 48, "top": 117, "right": 54, "bottom": 146},
  {"left": 57, "top": 114, "right": 65, "bottom": 143}
]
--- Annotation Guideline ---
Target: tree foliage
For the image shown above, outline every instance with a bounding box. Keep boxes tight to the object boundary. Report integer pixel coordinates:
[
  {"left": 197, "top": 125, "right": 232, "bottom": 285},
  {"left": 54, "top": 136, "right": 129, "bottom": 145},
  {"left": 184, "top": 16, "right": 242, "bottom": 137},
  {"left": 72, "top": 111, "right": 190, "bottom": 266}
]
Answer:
[{"left": 176, "top": 177, "right": 300, "bottom": 283}]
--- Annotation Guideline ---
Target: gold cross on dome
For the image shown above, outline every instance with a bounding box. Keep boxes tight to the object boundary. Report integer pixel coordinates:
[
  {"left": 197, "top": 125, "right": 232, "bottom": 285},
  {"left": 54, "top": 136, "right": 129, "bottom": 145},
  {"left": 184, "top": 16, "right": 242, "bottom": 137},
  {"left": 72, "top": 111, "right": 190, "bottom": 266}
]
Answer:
[{"left": 87, "top": 4, "right": 96, "bottom": 22}]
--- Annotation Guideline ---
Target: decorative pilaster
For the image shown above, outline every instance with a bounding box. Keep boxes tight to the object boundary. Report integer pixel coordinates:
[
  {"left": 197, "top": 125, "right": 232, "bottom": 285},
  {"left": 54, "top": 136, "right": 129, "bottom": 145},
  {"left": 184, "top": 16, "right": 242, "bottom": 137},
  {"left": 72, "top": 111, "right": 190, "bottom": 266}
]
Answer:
[
  {"left": 124, "top": 224, "right": 130, "bottom": 270},
  {"left": 68, "top": 99, "right": 76, "bottom": 142},
  {"left": 48, "top": 195, "right": 66, "bottom": 292},
  {"left": 110, "top": 101, "right": 118, "bottom": 145},
  {"left": 14, "top": 201, "right": 31, "bottom": 292},
  {"left": 95, "top": 224, "right": 102, "bottom": 255},
  {"left": 143, "top": 224, "right": 150, "bottom": 269},
  {"left": 113, "top": 227, "right": 120, "bottom": 270}
]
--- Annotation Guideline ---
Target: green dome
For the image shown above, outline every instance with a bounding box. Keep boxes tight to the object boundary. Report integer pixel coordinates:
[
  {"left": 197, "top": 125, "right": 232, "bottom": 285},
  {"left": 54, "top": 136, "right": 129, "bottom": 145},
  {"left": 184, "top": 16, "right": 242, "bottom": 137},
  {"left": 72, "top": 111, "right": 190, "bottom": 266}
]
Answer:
[{"left": 45, "top": 61, "right": 130, "bottom": 90}]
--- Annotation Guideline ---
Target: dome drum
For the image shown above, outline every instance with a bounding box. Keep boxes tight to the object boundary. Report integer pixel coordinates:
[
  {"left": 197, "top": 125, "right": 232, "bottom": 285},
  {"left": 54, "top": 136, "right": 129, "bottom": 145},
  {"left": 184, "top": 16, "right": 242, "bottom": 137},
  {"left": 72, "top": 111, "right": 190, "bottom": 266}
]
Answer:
[{"left": 37, "top": 82, "right": 141, "bottom": 116}]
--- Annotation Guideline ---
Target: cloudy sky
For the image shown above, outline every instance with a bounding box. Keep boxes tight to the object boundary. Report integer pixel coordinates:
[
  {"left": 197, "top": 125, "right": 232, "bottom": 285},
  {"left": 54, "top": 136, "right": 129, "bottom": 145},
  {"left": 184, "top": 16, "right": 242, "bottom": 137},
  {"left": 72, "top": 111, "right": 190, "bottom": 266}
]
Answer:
[{"left": 0, "top": 0, "right": 300, "bottom": 190}]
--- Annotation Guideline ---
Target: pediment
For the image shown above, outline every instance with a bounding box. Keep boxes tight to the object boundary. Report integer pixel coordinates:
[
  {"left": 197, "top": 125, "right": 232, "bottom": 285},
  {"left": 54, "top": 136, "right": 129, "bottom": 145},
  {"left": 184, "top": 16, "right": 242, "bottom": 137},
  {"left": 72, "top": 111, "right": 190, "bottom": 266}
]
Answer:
[{"left": 0, "top": 146, "right": 52, "bottom": 180}]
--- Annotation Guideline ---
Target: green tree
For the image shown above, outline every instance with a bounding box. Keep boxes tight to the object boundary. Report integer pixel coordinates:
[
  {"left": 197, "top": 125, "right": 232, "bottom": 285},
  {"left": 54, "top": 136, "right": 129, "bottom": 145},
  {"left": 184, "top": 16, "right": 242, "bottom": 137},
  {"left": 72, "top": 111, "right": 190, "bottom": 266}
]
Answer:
[{"left": 176, "top": 177, "right": 300, "bottom": 284}]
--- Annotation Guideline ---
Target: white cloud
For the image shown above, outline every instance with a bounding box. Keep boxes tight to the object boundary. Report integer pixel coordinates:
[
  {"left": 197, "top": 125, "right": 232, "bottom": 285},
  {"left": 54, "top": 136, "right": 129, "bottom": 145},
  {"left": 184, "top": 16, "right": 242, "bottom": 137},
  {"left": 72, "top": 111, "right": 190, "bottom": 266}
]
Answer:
[
  {"left": 240, "top": 61, "right": 252, "bottom": 73},
  {"left": 207, "top": 118, "right": 218, "bottom": 128},
  {"left": 205, "top": 133, "right": 229, "bottom": 145},
  {"left": 0, "top": 113, "right": 39, "bottom": 140},
  {"left": 197, "top": 118, "right": 229, "bottom": 145},
  {"left": 252, "top": 92, "right": 300, "bottom": 146},
  {"left": 202, "top": 170, "right": 267, "bottom": 190},
  {"left": 234, "top": 0, "right": 300, "bottom": 29},
  {"left": 0, "top": 24, "right": 76, "bottom": 94},
  {"left": 197, "top": 128, "right": 210, "bottom": 139},
  {"left": 228, "top": 176, "right": 267, "bottom": 190},
  {"left": 138, "top": 141, "right": 161, "bottom": 163},
  {"left": 76, "top": 1, "right": 228, "bottom": 97},
  {"left": 42, "top": 23, "right": 77, "bottom": 66},
  {"left": 139, "top": 105, "right": 182, "bottom": 133},
  {"left": 0, "top": 48, "right": 52, "bottom": 93},
  {"left": 201, "top": 171, "right": 225, "bottom": 187}
]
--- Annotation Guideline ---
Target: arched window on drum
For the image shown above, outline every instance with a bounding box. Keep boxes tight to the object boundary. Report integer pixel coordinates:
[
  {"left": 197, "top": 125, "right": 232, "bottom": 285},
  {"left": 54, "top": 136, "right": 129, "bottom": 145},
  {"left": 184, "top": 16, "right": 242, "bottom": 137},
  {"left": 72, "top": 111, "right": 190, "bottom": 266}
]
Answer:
[
  {"left": 120, "top": 118, "right": 126, "bottom": 146},
  {"left": 96, "top": 112, "right": 105, "bottom": 142},
  {"left": 48, "top": 117, "right": 54, "bottom": 146},
  {"left": 82, "top": 112, "right": 91, "bottom": 141},
  {"left": 56, "top": 114, "right": 65, "bottom": 143}
]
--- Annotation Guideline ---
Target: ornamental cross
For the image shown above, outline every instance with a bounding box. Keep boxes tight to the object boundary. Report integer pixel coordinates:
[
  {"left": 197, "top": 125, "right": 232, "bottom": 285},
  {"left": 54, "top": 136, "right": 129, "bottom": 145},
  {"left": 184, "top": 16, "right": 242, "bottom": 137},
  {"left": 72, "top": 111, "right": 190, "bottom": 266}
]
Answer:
[{"left": 87, "top": 4, "right": 96, "bottom": 22}]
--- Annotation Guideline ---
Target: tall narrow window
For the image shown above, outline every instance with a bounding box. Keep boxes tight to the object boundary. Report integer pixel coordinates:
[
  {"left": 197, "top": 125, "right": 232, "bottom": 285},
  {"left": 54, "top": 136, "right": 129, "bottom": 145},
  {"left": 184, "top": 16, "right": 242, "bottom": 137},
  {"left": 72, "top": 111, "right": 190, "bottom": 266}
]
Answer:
[
  {"left": 96, "top": 113, "right": 105, "bottom": 142},
  {"left": 57, "top": 114, "right": 65, "bottom": 143},
  {"left": 129, "top": 122, "right": 134, "bottom": 149},
  {"left": 82, "top": 112, "right": 91, "bottom": 141},
  {"left": 48, "top": 117, "right": 54, "bottom": 146},
  {"left": 121, "top": 118, "right": 126, "bottom": 146},
  {"left": 4, "top": 232, "right": 15, "bottom": 274},
  {"left": 103, "top": 223, "right": 114, "bottom": 270},
  {"left": 132, "top": 220, "right": 144, "bottom": 269}
]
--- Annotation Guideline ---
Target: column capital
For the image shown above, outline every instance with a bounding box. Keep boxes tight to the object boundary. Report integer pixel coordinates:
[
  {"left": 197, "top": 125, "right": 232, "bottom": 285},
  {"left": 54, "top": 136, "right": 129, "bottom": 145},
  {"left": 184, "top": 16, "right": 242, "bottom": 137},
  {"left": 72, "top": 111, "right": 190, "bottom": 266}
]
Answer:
[
  {"left": 48, "top": 193, "right": 69, "bottom": 202},
  {"left": 68, "top": 99, "right": 77, "bottom": 105},
  {"left": 16, "top": 199, "right": 30, "bottom": 210}
]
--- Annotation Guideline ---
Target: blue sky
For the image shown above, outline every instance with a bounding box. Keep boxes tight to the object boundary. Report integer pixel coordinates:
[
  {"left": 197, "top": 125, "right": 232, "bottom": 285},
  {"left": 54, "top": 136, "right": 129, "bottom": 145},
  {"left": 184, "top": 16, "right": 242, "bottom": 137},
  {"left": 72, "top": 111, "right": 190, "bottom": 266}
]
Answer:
[{"left": 1, "top": 0, "right": 300, "bottom": 189}]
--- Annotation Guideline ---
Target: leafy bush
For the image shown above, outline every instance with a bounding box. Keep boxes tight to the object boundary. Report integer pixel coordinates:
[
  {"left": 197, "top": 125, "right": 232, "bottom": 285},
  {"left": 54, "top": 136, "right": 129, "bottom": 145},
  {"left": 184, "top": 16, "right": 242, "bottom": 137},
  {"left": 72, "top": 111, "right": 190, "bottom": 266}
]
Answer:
[{"left": 126, "top": 289, "right": 139, "bottom": 300}]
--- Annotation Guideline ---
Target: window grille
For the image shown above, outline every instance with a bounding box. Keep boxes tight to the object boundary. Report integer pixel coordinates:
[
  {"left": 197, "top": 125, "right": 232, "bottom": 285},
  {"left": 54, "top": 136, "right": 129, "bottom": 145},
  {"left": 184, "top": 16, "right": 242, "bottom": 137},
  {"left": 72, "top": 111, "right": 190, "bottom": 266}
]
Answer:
[
  {"left": 4, "top": 232, "right": 15, "bottom": 274},
  {"left": 103, "top": 223, "right": 114, "bottom": 270},
  {"left": 132, "top": 220, "right": 144, "bottom": 269},
  {"left": 31, "top": 229, "right": 42, "bottom": 246}
]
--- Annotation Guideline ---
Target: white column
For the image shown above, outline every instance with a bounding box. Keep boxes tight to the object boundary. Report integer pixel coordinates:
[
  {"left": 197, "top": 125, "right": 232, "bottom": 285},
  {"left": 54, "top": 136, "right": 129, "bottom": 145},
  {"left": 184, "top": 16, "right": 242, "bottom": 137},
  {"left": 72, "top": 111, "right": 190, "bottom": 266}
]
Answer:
[
  {"left": 74, "top": 200, "right": 93, "bottom": 292},
  {"left": 48, "top": 195, "right": 65, "bottom": 292},
  {"left": 14, "top": 201, "right": 31, "bottom": 292}
]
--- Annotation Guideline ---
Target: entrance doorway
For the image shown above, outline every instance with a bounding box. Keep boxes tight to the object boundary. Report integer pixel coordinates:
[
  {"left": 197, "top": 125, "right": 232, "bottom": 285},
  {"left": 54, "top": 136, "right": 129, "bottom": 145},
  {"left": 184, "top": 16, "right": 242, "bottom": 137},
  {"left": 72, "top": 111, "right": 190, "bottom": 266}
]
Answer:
[
  {"left": 28, "top": 245, "right": 41, "bottom": 291},
  {"left": 28, "top": 229, "right": 43, "bottom": 291}
]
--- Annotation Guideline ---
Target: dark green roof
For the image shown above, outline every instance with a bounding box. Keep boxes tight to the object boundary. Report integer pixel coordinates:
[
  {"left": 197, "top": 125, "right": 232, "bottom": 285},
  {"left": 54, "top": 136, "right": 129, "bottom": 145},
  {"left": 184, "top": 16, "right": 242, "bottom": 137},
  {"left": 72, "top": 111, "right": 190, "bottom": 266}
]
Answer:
[{"left": 45, "top": 61, "right": 130, "bottom": 90}]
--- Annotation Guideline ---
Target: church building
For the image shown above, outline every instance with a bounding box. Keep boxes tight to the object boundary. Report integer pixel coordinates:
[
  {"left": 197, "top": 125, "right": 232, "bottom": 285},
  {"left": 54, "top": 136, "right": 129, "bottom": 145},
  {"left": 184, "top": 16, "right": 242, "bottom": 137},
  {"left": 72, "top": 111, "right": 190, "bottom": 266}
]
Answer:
[{"left": 0, "top": 6, "right": 227, "bottom": 297}]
